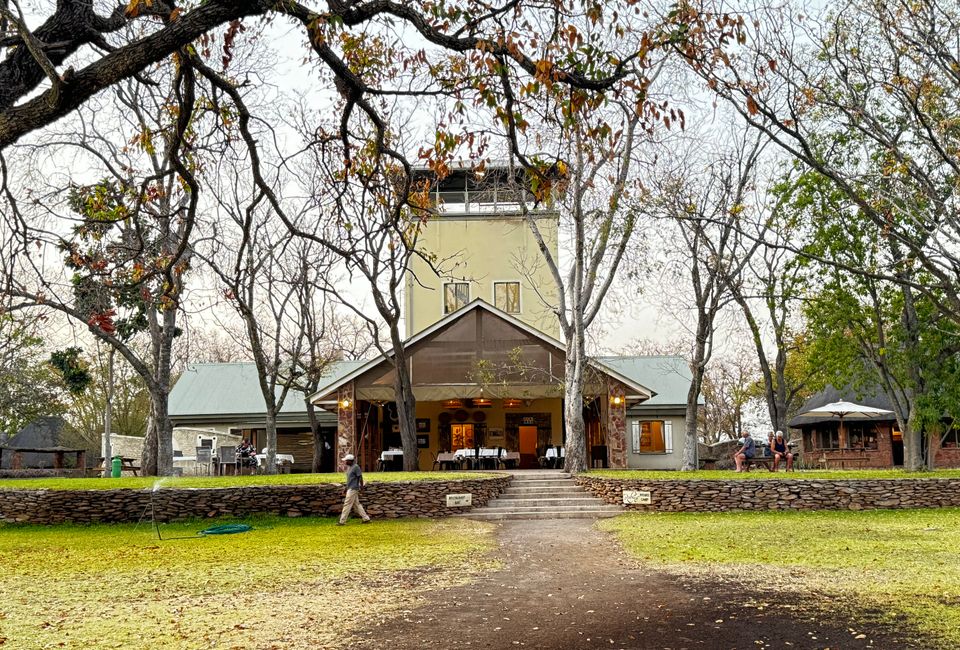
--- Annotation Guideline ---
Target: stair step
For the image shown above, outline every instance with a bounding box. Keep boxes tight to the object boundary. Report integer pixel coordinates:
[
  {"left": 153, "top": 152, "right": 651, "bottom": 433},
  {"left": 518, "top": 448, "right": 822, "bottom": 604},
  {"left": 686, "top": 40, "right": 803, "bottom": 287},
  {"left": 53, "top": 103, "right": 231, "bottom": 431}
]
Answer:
[
  {"left": 500, "top": 486, "right": 583, "bottom": 495},
  {"left": 497, "top": 489, "right": 585, "bottom": 499},
  {"left": 505, "top": 479, "right": 574, "bottom": 488},
  {"left": 474, "top": 503, "right": 622, "bottom": 512},
  {"left": 485, "top": 497, "right": 604, "bottom": 507},
  {"left": 457, "top": 509, "right": 623, "bottom": 521},
  {"left": 510, "top": 471, "right": 571, "bottom": 481}
]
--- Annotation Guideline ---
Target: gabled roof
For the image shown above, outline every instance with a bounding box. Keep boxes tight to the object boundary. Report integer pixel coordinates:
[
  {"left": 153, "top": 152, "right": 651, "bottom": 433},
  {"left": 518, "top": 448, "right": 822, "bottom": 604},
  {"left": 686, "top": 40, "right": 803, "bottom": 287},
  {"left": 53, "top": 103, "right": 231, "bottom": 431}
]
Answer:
[
  {"left": 170, "top": 361, "right": 364, "bottom": 422},
  {"left": 788, "top": 385, "right": 897, "bottom": 428},
  {"left": 597, "top": 356, "right": 699, "bottom": 409},
  {"left": 309, "top": 299, "right": 656, "bottom": 403}
]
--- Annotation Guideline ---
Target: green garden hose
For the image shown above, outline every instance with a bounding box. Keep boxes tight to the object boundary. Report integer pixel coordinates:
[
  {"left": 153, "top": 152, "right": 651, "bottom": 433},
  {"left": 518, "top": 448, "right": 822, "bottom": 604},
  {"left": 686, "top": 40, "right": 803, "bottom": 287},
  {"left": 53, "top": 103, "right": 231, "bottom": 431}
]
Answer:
[{"left": 198, "top": 523, "right": 253, "bottom": 535}]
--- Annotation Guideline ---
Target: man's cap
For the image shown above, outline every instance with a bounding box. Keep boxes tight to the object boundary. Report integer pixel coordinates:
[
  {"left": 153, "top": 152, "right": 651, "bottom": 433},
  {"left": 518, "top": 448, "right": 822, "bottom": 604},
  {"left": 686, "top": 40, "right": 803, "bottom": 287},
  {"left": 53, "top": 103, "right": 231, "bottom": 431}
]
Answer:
[{"left": 342, "top": 453, "right": 355, "bottom": 462}]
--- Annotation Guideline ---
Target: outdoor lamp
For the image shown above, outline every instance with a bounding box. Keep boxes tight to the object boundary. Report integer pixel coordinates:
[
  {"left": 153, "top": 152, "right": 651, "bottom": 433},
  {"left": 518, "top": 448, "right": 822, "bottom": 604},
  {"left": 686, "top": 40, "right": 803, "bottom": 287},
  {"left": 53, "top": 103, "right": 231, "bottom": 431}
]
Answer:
[
  {"left": 339, "top": 398, "right": 352, "bottom": 409},
  {"left": 611, "top": 395, "right": 623, "bottom": 406}
]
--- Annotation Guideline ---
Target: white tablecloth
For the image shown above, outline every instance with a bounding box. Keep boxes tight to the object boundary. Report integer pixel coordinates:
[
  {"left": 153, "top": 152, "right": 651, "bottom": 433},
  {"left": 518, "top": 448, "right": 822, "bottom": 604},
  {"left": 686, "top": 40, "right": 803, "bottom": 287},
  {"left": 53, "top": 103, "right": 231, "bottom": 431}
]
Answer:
[
  {"left": 455, "top": 448, "right": 500, "bottom": 458},
  {"left": 380, "top": 450, "right": 404, "bottom": 461},
  {"left": 255, "top": 453, "right": 295, "bottom": 466},
  {"left": 545, "top": 447, "right": 565, "bottom": 458}
]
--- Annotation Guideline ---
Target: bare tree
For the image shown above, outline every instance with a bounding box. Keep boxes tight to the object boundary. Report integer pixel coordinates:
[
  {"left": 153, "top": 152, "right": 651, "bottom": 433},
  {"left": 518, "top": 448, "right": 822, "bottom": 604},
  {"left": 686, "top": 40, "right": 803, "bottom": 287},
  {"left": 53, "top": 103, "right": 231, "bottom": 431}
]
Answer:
[
  {"left": 200, "top": 182, "right": 336, "bottom": 473},
  {"left": 673, "top": 0, "right": 960, "bottom": 323},
  {"left": 0, "top": 61, "right": 206, "bottom": 475},
  {"left": 653, "top": 131, "right": 765, "bottom": 470},
  {"left": 284, "top": 306, "right": 372, "bottom": 473},
  {"left": 719, "top": 171, "right": 815, "bottom": 434},
  {"left": 0, "top": 0, "right": 658, "bottom": 149}
]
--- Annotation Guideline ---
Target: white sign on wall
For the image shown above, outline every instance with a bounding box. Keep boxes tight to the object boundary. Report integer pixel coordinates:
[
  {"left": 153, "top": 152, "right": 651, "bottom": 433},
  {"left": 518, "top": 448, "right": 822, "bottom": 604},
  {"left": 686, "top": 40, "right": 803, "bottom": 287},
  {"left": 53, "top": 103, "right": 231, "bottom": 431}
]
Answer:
[
  {"left": 446, "top": 493, "right": 473, "bottom": 507},
  {"left": 622, "top": 490, "right": 652, "bottom": 505}
]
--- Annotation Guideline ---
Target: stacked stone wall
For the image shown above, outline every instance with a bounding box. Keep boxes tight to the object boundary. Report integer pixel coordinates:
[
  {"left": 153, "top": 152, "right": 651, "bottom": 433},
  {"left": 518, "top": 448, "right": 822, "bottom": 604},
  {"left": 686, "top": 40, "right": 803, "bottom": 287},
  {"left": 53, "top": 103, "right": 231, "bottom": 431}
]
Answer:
[
  {"left": 0, "top": 476, "right": 510, "bottom": 524},
  {"left": 575, "top": 476, "right": 960, "bottom": 512}
]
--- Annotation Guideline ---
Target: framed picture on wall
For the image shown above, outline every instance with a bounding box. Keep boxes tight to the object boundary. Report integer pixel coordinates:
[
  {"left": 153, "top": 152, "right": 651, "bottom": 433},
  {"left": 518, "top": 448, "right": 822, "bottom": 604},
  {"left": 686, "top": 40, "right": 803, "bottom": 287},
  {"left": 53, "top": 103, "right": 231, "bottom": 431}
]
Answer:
[
  {"left": 416, "top": 418, "right": 430, "bottom": 433},
  {"left": 487, "top": 427, "right": 505, "bottom": 445},
  {"left": 416, "top": 434, "right": 430, "bottom": 448}
]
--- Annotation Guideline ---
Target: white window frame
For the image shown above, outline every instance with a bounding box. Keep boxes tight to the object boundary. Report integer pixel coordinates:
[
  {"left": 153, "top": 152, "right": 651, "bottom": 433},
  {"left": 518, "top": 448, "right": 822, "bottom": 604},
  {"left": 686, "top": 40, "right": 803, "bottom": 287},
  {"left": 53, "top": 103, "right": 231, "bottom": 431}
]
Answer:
[
  {"left": 443, "top": 282, "right": 470, "bottom": 314},
  {"left": 492, "top": 280, "right": 522, "bottom": 314},
  {"left": 631, "top": 419, "right": 671, "bottom": 455}
]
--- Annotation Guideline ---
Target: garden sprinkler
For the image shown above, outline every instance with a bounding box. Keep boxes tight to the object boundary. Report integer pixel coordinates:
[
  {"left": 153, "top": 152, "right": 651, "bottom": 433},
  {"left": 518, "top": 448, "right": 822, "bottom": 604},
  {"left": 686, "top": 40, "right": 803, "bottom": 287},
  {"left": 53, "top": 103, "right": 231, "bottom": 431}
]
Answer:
[{"left": 136, "top": 478, "right": 253, "bottom": 541}]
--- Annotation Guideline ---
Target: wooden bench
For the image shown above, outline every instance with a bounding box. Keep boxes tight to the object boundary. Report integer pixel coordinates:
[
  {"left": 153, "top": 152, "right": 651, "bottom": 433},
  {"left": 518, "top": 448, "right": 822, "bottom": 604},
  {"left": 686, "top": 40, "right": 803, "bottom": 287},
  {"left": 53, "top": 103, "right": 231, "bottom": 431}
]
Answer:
[
  {"left": 743, "top": 456, "right": 775, "bottom": 472},
  {"left": 743, "top": 454, "right": 799, "bottom": 472}
]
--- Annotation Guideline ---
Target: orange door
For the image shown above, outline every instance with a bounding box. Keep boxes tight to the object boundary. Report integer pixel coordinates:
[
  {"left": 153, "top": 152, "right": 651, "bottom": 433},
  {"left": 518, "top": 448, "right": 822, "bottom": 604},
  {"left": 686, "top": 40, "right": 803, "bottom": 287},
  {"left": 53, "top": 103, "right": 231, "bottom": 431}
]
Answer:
[
  {"left": 519, "top": 426, "right": 538, "bottom": 468},
  {"left": 519, "top": 426, "right": 538, "bottom": 454}
]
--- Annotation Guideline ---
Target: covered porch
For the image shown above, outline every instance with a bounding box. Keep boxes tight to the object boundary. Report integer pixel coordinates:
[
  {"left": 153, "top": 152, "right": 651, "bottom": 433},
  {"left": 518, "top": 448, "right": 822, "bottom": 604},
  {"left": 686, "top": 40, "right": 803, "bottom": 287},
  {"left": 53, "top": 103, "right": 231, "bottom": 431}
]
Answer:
[{"left": 311, "top": 301, "right": 653, "bottom": 471}]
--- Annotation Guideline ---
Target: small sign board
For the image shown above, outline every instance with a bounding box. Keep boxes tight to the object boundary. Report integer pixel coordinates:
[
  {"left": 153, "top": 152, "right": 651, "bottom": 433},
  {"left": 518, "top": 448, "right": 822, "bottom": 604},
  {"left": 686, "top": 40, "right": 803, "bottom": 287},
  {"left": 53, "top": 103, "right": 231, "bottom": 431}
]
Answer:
[
  {"left": 622, "top": 489, "right": 652, "bottom": 505},
  {"left": 446, "top": 493, "right": 473, "bottom": 507}
]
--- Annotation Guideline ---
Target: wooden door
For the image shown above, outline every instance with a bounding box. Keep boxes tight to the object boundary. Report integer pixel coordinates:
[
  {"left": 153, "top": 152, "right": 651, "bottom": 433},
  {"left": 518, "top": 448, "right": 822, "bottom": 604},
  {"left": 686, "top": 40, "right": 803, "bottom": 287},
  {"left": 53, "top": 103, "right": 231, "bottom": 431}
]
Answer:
[{"left": 519, "top": 425, "right": 538, "bottom": 469}]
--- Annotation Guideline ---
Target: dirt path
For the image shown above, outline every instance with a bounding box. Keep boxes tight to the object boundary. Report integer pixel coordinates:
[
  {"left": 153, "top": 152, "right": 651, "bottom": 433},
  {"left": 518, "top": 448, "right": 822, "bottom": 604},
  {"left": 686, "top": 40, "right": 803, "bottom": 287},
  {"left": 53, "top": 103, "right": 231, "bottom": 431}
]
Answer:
[{"left": 349, "top": 519, "right": 927, "bottom": 650}]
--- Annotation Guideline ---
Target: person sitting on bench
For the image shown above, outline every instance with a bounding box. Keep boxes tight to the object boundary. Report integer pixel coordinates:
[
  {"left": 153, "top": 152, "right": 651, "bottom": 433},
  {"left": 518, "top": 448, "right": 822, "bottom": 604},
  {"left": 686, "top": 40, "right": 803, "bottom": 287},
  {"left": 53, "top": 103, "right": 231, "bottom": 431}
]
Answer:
[
  {"left": 733, "top": 430, "right": 756, "bottom": 472},
  {"left": 771, "top": 430, "right": 794, "bottom": 472}
]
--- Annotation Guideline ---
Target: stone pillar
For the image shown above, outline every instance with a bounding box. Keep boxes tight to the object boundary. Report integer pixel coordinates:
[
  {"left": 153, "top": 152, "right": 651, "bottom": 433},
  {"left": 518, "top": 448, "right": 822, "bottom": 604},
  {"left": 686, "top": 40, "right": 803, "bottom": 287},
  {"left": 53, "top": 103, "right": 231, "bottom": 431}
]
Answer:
[
  {"left": 607, "top": 380, "right": 628, "bottom": 469},
  {"left": 337, "top": 383, "right": 356, "bottom": 472}
]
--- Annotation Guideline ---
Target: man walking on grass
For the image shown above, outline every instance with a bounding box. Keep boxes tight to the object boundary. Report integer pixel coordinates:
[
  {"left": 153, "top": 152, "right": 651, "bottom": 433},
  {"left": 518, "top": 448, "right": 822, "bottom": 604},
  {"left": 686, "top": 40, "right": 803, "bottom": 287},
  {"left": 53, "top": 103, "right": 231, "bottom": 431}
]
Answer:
[{"left": 338, "top": 454, "right": 371, "bottom": 525}]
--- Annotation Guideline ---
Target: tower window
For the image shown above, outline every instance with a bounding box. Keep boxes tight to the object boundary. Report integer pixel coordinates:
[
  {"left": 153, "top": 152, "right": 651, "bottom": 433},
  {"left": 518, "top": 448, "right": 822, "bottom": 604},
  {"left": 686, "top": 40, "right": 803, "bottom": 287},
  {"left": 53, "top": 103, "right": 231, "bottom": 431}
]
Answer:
[
  {"left": 444, "top": 282, "right": 470, "bottom": 313},
  {"left": 494, "top": 281, "right": 521, "bottom": 313}
]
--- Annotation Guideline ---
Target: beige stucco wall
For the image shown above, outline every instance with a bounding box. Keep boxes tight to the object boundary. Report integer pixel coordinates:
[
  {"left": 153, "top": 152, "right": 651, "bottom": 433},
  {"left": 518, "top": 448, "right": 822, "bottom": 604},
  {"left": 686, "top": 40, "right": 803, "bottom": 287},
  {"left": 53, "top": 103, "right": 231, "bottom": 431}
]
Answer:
[
  {"left": 626, "top": 411, "right": 687, "bottom": 470},
  {"left": 406, "top": 212, "right": 560, "bottom": 338}
]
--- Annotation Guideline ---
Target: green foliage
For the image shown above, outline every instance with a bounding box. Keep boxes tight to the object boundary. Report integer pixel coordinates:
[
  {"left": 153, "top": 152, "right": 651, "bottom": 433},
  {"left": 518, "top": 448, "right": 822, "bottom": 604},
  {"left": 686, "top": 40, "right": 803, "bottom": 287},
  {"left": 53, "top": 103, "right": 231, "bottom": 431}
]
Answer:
[
  {"left": 781, "top": 166, "right": 960, "bottom": 445},
  {"left": 62, "top": 179, "right": 189, "bottom": 339},
  {"left": 48, "top": 347, "right": 92, "bottom": 395},
  {"left": 0, "top": 314, "right": 67, "bottom": 435},
  {"left": 601, "top": 508, "right": 960, "bottom": 646},
  {"left": 0, "top": 516, "right": 494, "bottom": 648},
  {"left": 60, "top": 351, "right": 151, "bottom": 446}
]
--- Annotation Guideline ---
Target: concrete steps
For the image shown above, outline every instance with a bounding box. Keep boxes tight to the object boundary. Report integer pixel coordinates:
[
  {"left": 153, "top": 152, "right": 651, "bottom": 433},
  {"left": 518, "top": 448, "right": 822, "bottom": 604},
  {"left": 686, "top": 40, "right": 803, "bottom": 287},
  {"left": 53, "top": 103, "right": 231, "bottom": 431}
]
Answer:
[{"left": 460, "top": 470, "right": 623, "bottom": 521}]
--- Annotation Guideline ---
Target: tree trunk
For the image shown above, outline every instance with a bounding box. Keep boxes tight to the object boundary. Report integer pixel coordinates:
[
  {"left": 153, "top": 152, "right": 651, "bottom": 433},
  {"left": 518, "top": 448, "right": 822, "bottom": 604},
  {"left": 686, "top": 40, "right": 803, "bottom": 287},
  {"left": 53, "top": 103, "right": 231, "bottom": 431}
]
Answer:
[
  {"left": 682, "top": 378, "right": 701, "bottom": 471},
  {"left": 393, "top": 343, "right": 418, "bottom": 471},
  {"left": 682, "top": 314, "right": 710, "bottom": 471},
  {"left": 141, "top": 406, "right": 159, "bottom": 476},
  {"left": 102, "top": 347, "right": 114, "bottom": 476},
  {"left": 307, "top": 400, "right": 323, "bottom": 473},
  {"left": 264, "top": 411, "right": 278, "bottom": 475},
  {"left": 563, "top": 345, "right": 587, "bottom": 474}
]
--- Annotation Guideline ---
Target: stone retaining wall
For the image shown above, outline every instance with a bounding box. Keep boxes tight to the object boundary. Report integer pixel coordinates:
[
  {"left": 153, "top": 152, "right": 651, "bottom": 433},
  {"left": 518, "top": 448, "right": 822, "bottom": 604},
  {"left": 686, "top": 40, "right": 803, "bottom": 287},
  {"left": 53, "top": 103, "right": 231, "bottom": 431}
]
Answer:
[
  {"left": 0, "top": 476, "right": 511, "bottom": 524},
  {"left": 574, "top": 476, "right": 960, "bottom": 512}
]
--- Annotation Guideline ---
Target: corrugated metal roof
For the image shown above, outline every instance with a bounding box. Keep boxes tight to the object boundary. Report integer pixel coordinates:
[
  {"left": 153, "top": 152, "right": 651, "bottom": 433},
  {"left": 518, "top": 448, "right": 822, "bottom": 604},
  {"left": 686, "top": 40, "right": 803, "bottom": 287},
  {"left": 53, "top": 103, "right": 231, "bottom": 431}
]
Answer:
[
  {"left": 169, "top": 361, "right": 366, "bottom": 417},
  {"left": 596, "top": 356, "right": 698, "bottom": 408}
]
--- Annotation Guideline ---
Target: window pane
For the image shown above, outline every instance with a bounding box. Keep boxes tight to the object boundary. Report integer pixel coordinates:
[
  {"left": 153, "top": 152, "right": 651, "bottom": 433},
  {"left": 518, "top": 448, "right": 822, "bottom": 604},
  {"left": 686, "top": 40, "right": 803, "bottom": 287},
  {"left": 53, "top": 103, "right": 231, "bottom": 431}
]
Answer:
[
  {"left": 444, "top": 283, "right": 470, "bottom": 313},
  {"left": 639, "top": 421, "right": 665, "bottom": 453},
  {"left": 495, "top": 281, "right": 521, "bottom": 313}
]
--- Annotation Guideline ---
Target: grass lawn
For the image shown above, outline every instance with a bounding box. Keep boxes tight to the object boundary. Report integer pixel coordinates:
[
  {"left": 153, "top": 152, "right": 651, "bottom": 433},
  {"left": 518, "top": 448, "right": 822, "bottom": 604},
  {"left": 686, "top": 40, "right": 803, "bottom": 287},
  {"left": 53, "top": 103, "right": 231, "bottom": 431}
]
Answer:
[
  {"left": 0, "top": 516, "right": 495, "bottom": 649},
  {"left": 0, "top": 471, "right": 499, "bottom": 491},
  {"left": 588, "top": 468, "right": 960, "bottom": 480},
  {"left": 600, "top": 508, "right": 960, "bottom": 647}
]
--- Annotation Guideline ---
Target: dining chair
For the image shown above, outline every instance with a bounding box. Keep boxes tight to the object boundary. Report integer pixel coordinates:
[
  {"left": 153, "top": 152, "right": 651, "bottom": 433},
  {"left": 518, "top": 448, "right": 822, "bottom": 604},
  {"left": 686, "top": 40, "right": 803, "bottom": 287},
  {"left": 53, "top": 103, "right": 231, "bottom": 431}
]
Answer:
[
  {"left": 217, "top": 445, "right": 237, "bottom": 476},
  {"left": 195, "top": 446, "right": 213, "bottom": 476}
]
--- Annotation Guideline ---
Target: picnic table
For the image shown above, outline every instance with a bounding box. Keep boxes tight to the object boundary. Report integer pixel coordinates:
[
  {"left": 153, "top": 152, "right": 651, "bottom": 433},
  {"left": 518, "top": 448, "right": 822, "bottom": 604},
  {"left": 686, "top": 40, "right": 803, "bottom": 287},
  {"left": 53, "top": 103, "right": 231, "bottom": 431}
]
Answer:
[{"left": 90, "top": 456, "right": 140, "bottom": 476}]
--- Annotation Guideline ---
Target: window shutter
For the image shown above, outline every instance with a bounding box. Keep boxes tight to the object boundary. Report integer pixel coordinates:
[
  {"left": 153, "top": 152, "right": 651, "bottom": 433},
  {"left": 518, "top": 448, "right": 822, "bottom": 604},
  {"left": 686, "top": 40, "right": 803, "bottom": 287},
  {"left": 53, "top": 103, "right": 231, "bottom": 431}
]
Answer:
[{"left": 664, "top": 420, "right": 673, "bottom": 453}]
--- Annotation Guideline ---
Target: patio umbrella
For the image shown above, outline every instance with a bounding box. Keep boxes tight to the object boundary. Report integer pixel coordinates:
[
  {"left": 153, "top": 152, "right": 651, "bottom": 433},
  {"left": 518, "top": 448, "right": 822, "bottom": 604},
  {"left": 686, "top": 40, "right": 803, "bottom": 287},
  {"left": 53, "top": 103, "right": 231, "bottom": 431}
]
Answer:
[{"left": 799, "top": 401, "right": 894, "bottom": 446}]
